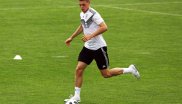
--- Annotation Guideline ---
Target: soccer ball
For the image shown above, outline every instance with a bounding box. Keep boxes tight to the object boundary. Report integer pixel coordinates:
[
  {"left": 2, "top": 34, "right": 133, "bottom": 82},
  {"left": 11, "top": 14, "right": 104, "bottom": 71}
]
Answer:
[{"left": 65, "top": 99, "right": 79, "bottom": 104}]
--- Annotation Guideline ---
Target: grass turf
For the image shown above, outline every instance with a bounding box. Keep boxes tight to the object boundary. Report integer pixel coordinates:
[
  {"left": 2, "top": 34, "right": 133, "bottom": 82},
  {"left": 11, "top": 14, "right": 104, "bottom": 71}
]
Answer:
[{"left": 0, "top": 0, "right": 182, "bottom": 104}]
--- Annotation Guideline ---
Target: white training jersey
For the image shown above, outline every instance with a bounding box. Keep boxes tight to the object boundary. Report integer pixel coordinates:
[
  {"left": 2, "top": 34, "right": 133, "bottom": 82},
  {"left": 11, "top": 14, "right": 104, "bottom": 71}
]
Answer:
[{"left": 80, "top": 7, "right": 107, "bottom": 50}]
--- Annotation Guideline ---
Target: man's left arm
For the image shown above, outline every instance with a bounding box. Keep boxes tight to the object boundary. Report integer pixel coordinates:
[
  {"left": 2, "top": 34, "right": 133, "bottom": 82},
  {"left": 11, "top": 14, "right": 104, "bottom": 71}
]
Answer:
[{"left": 82, "top": 22, "right": 108, "bottom": 42}]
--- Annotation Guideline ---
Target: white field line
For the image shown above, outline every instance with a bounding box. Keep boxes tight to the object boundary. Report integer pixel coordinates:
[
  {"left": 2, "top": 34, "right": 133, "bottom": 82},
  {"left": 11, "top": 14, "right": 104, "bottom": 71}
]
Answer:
[
  {"left": 98, "top": 1, "right": 182, "bottom": 6},
  {"left": 0, "top": 2, "right": 181, "bottom": 17},
  {"left": 96, "top": 5, "right": 182, "bottom": 17},
  {"left": 0, "top": 1, "right": 181, "bottom": 11},
  {"left": 52, "top": 56, "right": 68, "bottom": 58}
]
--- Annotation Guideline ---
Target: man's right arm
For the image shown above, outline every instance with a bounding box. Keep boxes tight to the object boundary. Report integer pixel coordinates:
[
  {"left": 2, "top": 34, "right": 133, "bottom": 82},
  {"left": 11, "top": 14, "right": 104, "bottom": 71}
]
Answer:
[{"left": 65, "top": 24, "right": 83, "bottom": 46}]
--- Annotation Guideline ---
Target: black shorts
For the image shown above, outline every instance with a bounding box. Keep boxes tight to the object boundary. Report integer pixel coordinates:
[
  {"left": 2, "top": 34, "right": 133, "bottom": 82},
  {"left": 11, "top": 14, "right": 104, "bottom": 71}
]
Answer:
[{"left": 78, "top": 47, "right": 109, "bottom": 70}]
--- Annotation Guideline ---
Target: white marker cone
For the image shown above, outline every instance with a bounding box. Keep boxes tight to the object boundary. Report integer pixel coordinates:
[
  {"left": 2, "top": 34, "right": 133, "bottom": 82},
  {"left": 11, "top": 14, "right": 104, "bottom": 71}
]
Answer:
[{"left": 14, "top": 55, "right": 22, "bottom": 60}]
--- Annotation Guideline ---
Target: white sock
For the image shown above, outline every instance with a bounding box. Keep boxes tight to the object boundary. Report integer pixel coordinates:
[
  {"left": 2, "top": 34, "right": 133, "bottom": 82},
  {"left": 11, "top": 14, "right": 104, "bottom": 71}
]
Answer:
[
  {"left": 74, "top": 87, "right": 81, "bottom": 97},
  {"left": 123, "top": 67, "right": 133, "bottom": 74}
]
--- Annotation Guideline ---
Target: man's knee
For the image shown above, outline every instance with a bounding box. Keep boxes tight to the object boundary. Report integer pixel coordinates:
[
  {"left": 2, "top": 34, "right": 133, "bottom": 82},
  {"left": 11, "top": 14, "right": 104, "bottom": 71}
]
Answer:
[
  {"left": 75, "top": 62, "right": 87, "bottom": 77},
  {"left": 76, "top": 66, "right": 84, "bottom": 76}
]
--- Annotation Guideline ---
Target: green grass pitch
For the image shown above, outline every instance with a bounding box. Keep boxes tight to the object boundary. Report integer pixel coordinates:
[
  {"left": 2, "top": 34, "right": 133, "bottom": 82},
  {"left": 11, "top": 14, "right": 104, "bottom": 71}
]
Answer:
[{"left": 0, "top": 0, "right": 182, "bottom": 104}]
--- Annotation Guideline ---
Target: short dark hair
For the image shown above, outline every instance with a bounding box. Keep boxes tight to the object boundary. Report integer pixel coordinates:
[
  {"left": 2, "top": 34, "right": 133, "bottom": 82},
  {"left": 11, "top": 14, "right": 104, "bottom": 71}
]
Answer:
[{"left": 79, "top": 0, "right": 90, "bottom": 3}]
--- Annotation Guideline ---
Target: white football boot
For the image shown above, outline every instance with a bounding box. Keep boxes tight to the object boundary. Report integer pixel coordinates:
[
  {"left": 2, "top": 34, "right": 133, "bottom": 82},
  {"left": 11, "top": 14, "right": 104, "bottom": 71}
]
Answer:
[
  {"left": 64, "top": 95, "right": 81, "bottom": 103},
  {"left": 129, "top": 64, "right": 140, "bottom": 79}
]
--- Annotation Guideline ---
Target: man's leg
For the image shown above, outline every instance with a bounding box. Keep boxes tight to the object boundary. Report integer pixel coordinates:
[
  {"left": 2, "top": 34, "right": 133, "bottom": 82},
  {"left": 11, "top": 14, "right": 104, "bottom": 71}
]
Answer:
[
  {"left": 75, "top": 61, "right": 87, "bottom": 87},
  {"left": 72, "top": 61, "right": 88, "bottom": 102},
  {"left": 67, "top": 46, "right": 93, "bottom": 102},
  {"left": 94, "top": 47, "right": 140, "bottom": 79},
  {"left": 100, "top": 68, "right": 123, "bottom": 78},
  {"left": 100, "top": 65, "right": 140, "bottom": 79}
]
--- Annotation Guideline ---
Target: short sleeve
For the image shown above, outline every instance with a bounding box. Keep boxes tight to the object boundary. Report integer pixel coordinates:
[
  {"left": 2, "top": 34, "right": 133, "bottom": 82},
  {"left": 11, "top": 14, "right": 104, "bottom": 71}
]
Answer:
[{"left": 92, "top": 13, "right": 104, "bottom": 25}]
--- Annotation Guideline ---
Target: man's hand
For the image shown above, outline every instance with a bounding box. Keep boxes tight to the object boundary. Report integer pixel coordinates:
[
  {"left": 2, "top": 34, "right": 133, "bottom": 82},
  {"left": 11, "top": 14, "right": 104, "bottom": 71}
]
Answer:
[
  {"left": 81, "top": 22, "right": 107, "bottom": 42},
  {"left": 82, "top": 35, "right": 93, "bottom": 42},
  {"left": 65, "top": 37, "right": 73, "bottom": 46},
  {"left": 65, "top": 24, "right": 83, "bottom": 46}
]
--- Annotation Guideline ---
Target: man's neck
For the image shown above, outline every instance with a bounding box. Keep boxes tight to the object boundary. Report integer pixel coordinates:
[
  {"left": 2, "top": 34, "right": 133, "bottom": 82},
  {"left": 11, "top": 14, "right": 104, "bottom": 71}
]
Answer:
[{"left": 83, "top": 7, "right": 90, "bottom": 13}]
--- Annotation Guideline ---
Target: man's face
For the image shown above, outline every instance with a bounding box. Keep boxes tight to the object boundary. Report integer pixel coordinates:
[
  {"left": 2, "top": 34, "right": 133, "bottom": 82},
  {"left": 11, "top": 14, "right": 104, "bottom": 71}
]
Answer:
[{"left": 79, "top": 1, "right": 90, "bottom": 13}]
